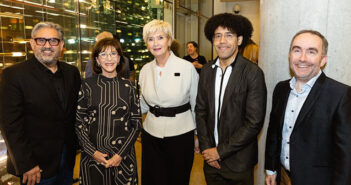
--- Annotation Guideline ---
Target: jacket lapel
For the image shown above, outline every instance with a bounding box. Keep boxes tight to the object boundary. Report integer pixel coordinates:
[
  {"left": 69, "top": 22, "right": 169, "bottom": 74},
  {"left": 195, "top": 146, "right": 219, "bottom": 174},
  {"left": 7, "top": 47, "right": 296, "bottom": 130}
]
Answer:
[
  {"left": 61, "top": 63, "right": 72, "bottom": 111},
  {"left": 293, "top": 73, "right": 326, "bottom": 130},
  {"left": 278, "top": 82, "right": 292, "bottom": 131},
  {"left": 150, "top": 60, "right": 159, "bottom": 98},
  {"left": 208, "top": 62, "right": 217, "bottom": 133},
  {"left": 220, "top": 55, "right": 241, "bottom": 117}
]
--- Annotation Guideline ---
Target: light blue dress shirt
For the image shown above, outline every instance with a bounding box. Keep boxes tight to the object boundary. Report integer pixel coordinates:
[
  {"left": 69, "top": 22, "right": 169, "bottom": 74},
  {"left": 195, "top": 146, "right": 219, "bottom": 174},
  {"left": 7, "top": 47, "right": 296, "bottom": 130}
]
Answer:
[{"left": 266, "top": 71, "right": 322, "bottom": 175}]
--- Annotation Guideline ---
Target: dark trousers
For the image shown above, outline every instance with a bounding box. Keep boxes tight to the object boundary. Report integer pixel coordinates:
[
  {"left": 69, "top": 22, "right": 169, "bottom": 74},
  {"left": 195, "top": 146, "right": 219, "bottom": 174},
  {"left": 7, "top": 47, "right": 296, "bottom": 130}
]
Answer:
[
  {"left": 204, "top": 162, "right": 253, "bottom": 185},
  {"left": 20, "top": 145, "right": 73, "bottom": 185},
  {"left": 141, "top": 129, "right": 194, "bottom": 185}
]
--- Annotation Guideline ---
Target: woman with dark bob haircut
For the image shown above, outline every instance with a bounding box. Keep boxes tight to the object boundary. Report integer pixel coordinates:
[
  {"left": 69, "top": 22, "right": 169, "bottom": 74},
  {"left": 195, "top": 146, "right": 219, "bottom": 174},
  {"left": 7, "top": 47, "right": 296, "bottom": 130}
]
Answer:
[
  {"left": 91, "top": 38, "right": 125, "bottom": 75},
  {"left": 76, "top": 38, "right": 142, "bottom": 185}
]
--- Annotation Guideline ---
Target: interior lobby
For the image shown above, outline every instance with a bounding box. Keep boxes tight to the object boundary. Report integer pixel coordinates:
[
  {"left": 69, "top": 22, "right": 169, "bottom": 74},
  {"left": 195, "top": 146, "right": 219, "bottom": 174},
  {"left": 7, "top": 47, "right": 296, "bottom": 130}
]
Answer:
[{"left": 1, "top": 0, "right": 351, "bottom": 185}]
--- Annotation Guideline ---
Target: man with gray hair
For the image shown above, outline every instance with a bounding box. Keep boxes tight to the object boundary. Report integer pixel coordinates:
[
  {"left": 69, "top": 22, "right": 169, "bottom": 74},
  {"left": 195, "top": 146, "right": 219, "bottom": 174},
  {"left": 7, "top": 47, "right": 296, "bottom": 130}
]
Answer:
[{"left": 0, "top": 22, "right": 81, "bottom": 185}]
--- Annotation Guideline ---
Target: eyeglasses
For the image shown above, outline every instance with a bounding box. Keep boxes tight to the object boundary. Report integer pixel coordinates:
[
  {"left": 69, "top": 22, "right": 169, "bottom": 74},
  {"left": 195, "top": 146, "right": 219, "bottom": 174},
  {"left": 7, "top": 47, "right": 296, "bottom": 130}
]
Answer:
[
  {"left": 34, "top": 38, "right": 61, "bottom": 46},
  {"left": 213, "top": 33, "right": 235, "bottom": 41},
  {"left": 98, "top": 52, "right": 119, "bottom": 59}
]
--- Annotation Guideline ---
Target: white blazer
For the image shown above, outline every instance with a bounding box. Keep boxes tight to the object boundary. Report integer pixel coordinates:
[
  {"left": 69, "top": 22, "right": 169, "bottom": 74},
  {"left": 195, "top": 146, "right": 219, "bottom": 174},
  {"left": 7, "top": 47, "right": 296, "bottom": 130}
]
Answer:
[{"left": 139, "top": 52, "right": 199, "bottom": 138}]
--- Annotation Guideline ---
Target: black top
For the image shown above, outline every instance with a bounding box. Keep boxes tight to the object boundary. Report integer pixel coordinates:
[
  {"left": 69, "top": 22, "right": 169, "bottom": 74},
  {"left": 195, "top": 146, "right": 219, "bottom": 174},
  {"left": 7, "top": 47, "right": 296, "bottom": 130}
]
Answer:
[
  {"left": 34, "top": 60, "right": 65, "bottom": 109},
  {"left": 0, "top": 57, "right": 81, "bottom": 178},
  {"left": 183, "top": 55, "right": 207, "bottom": 74},
  {"left": 76, "top": 74, "right": 141, "bottom": 185}
]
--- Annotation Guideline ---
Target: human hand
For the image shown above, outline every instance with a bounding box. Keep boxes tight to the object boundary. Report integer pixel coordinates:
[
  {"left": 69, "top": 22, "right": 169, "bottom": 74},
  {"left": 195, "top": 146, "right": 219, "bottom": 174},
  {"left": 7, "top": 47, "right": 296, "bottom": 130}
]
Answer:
[
  {"left": 22, "top": 165, "right": 42, "bottom": 185},
  {"left": 194, "top": 136, "right": 200, "bottom": 153},
  {"left": 192, "top": 61, "right": 200, "bottom": 68},
  {"left": 93, "top": 151, "right": 109, "bottom": 166},
  {"left": 105, "top": 154, "right": 122, "bottom": 168},
  {"left": 192, "top": 61, "right": 203, "bottom": 69},
  {"left": 202, "top": 147, "right": 220, "bottom": 162},
  {"left": 265, "top": 174, "right": 277, "bottom": 185},
  {"left": 207, "top": 161, "right": 221, "bottom": 169}
]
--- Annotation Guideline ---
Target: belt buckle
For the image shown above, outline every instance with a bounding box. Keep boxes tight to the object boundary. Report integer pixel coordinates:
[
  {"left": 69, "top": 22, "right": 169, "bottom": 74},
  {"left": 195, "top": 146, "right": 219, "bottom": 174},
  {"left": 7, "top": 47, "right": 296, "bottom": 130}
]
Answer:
[{"left": 154, "top": 105, "right": 160, "bottom": 117}]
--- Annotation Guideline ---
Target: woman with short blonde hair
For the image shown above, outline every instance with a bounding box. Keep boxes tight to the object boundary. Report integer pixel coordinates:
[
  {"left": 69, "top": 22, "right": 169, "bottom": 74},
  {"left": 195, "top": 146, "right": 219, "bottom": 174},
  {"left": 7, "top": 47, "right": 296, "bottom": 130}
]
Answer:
[{"left": 139, "top": 19, "right": 199, "bottom": 185}]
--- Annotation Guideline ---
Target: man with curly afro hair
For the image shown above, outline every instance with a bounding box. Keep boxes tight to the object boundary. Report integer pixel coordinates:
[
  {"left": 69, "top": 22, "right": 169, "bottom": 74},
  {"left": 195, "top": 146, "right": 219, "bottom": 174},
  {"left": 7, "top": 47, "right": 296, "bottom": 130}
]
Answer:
[{"left": 195, "top": 13, "right": 267, "bottom": 185}]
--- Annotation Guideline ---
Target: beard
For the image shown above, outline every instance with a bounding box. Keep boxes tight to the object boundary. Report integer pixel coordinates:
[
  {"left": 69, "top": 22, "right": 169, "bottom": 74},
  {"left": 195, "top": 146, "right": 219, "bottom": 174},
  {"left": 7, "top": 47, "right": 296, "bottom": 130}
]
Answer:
[{"left": 34, "top": 47, "right": 60, "bottom": 66}]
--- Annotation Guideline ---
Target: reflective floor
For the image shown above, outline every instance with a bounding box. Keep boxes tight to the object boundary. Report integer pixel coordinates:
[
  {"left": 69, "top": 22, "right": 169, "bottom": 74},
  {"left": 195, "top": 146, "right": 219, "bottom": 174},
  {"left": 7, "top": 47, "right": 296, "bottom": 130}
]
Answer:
[
  {"left": 73, "top": 137, "right": 206, "bottom": 185},
  {"left": 0, "top": 136, "right": 206, "bottom": 185},
  {"left": 0, "top": 133, "right": 20, "bottom": 185}
]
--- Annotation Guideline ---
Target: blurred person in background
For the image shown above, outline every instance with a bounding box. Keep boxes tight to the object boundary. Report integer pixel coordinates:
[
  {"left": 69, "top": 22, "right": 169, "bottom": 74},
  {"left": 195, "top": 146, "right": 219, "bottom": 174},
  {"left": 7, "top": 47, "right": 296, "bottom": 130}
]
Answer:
[{"left": 183, "top": 41, "right": 207, "bottom": 74}]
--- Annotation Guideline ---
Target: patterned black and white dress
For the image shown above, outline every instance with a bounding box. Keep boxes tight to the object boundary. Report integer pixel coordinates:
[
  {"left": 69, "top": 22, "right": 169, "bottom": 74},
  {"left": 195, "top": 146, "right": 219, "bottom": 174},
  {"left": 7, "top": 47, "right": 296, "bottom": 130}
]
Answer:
[{"left": 75, "top": 74, "right": 141, "bottom": 185}]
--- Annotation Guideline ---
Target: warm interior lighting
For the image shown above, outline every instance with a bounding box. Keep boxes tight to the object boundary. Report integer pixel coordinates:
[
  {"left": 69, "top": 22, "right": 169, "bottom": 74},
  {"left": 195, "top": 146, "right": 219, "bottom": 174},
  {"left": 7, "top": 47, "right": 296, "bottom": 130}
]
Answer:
[
  {"left": 0, "top": 12, "right": 23, "bottom": 19},
  {"left": 67, "top": 39, "right": 75, "bottom": 44},
  {"left": 25, "top": 25, "right": 33, "bottom": 29},
  {"left": 12, "top": 52, "right": 25, "bottom": 57},
  {"left": 0, "top": 3, "right": 24, "bottom": 10},
  {"left": 0, "top": 155, "right": 7, "bottom": 163},
  {"left": 82, "top": 50, "right": 91, "bottom": 54}
]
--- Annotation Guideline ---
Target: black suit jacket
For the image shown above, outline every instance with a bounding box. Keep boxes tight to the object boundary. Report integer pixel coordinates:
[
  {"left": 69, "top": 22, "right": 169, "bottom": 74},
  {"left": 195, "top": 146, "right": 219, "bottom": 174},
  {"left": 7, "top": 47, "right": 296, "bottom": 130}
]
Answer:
[
  {"left": 0, "top": 57, "right": 81, "bottom": 178},
  {"left": 196, "top": 54, "right": 267, "bottom": 172},
  {"left": 265, "top": 73, "right": 351, "bottom": 185}
]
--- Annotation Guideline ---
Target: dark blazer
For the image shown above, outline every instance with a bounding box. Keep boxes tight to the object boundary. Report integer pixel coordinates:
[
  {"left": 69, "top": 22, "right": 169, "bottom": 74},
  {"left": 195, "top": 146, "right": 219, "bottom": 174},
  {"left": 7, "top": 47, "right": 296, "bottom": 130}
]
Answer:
[
  {"left": 265, "top": 72, "right": 351, "bottom": 185},
  {"left": 0, "top": 57, "right": 81, "bottom": 178},
  {"left": 196, "top": 54, "right": 267, "bottom": 172}
]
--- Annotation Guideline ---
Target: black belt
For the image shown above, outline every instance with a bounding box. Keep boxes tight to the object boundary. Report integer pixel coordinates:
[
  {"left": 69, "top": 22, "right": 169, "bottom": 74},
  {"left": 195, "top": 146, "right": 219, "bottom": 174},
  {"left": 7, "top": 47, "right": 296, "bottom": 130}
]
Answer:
[{"left": 149, "top": 102, "right": 191, "bottom": 117}]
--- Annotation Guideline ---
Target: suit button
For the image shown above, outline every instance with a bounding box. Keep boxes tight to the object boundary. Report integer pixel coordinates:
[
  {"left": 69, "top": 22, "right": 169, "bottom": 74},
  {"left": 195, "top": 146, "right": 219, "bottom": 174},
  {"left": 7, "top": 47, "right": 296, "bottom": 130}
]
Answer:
[{"left": 286, "top": 156, "right": 289, "bottom": 159}]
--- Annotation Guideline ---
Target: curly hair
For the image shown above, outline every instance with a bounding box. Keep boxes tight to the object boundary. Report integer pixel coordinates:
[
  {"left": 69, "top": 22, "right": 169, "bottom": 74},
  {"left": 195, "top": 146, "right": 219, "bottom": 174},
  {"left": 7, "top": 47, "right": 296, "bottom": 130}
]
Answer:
[{"left": 204, "top": 13, "right": 253, "bottom": 49}]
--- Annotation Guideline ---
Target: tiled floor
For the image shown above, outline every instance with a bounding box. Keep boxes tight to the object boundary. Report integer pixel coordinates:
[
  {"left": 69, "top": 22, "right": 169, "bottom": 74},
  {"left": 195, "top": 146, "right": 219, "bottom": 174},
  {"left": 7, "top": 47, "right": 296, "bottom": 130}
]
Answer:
[{"left": 73, "top": 137, "right": 207, "bottom": 185}]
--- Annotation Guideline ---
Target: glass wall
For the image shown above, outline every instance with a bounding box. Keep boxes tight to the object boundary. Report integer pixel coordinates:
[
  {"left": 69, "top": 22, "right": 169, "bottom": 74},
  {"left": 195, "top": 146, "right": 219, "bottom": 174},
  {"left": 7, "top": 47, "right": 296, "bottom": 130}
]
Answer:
[
  {"left": 164, "top": 0, "right": 213, "bottom": 61},
  {"left": 0, "top": 0, "right": 162, "bottom": 77},
  {"left": 0, "top": 0, "right": 212, "bottom": 184},
  {"left": 0, "top": 0, "right": 163, "bottom": 184}
]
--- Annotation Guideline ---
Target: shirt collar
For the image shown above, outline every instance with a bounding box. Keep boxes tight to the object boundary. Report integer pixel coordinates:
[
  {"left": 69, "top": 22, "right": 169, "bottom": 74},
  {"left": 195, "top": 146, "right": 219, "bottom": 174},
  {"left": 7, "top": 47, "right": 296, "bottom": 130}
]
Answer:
[
  {"left": 33, "top": 57, "right": 62, "bottom": 75},
  {"left": 153, "top": 51, "right": 174, "bottom": 69},
  {"left": 211, "top": 54, "right": 238, "bottom": 69},
  {"left": 289, "top": 70, "right": 322, "bottom": 92}
]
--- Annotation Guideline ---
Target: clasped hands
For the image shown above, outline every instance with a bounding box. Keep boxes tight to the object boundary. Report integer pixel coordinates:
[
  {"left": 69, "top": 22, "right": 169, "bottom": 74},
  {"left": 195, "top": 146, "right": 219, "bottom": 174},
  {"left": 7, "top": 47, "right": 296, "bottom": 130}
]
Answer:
[
  {"left": 93, "top": 151, "right": 122, "bottom": 168},
  {"left": 202, "top": 147, "right": 221, "bottom": 169}
]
